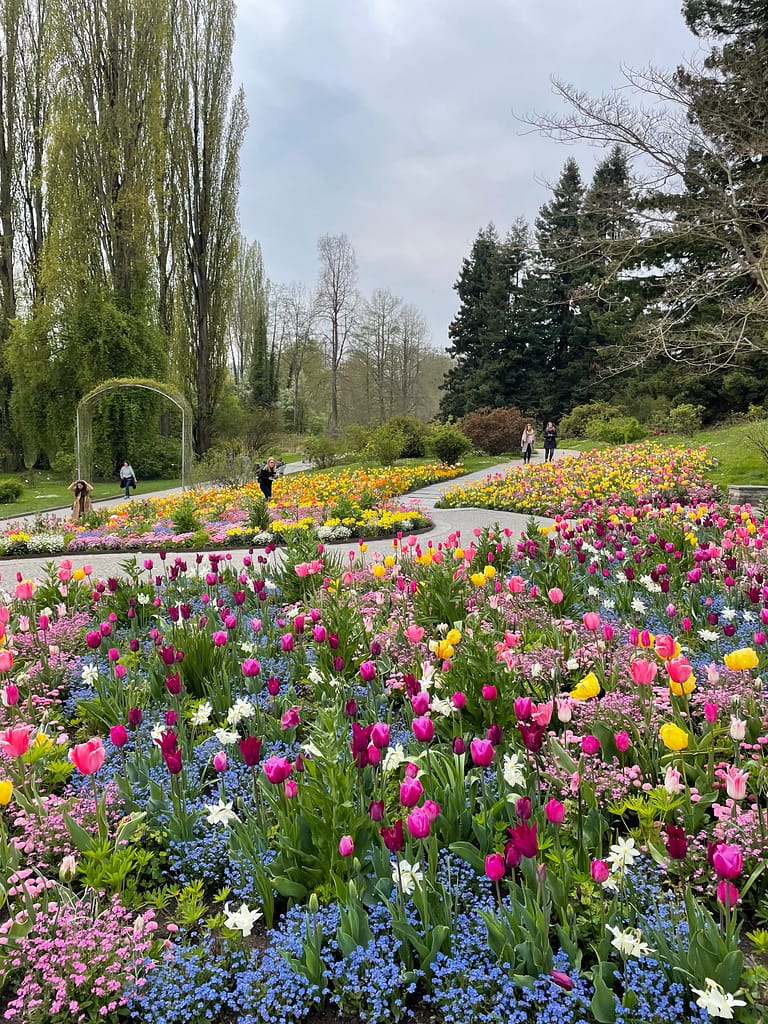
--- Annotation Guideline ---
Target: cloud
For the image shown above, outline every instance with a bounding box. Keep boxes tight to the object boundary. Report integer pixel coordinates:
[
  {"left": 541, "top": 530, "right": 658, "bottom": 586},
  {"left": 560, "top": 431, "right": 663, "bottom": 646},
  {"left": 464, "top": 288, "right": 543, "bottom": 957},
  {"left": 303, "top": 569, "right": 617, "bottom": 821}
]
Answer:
[{"left": 233, "top": 0, "right": 696, "bottom": 345}]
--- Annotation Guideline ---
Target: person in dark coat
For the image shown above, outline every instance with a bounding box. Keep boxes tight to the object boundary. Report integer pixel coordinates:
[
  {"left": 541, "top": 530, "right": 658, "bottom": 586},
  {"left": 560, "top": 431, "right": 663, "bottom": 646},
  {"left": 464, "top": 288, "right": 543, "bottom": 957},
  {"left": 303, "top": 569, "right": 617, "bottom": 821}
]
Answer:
[
  {"left": 258, "top": 457, "right": 278, "bottom": 500},
  {"left": 543, "top": 421, "right": 557, "bottom": 462}
]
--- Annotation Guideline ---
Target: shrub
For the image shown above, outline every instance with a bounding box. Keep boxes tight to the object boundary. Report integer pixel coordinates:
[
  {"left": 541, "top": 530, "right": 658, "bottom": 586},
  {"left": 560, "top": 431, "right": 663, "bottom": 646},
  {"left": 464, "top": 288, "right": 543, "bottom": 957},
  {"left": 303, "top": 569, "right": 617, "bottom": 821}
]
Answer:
[
  {"left": 384, "top": 415, "right": 428, "bottom": 458},
  {"left": 427, "top": 423, "right": 472, "bottom": 464},
  {"left": 304, "top": 433, "right": 346, "bottom": 469},
  {"left": 365, "top": 424, "right": 407, "bottom": 466},
  {"left": 0, "top": 477, "right": 24, "bottom": 503},
  {"left": 559, "top": 402, "right": 621, "bottom": 439},
  {"left": 191, "top": 445, "right": 257, "bottom": 487},
  {"left": 461, "top": 407, "right": 528, "bottom": 456},
  {"left": 586, "top": 415, "right": 647, "bottom": 444},
  {"left": 667, "top": 403, "right": 705, "bottom": 434}
]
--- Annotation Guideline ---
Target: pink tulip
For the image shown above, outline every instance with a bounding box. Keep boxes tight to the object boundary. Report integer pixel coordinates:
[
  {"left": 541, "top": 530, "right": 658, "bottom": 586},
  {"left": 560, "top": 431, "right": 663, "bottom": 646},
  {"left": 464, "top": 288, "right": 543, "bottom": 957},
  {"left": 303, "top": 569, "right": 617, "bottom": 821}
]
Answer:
[
  {"left": 630, "top": 659, "right": 657, "bottom": 686},
  {"left": 531, "top": 699, "right": 553, "bottom": 727},
  {"left": 582, "top": 612, "right": 600, "bottom": 631},
  {"left": 399, "top": 777, "right": 423, "bottom": 807},
  {"left": 730, "top": 716, "right": 746, "bottom": 741},
  {"left": 713, "top": 844, "right": 743, "bottom": 879},
  {"left": 405, "top": 625, "right": 425, "bottom": 644},
  {"left": 614, "top": 731, "right": 630, "bottom": 753},
  {"left": 411, "top": 691, "right": 430, "bottom": 715},
  {"left": 469, "top": 738, "right": 495, "bottom": 767},
  {"left": 485, "top": 853, "right": 505, "bottom": 881},
  {"left": 281, "top": 707, "right": 301, "bottom": 730},
  {"left": 655, "top": 634, "right": 677, "bottom": 660},
  {"left": 406, "top": 807, "right": 431, "bottom": 839},
  {"left": 507, "top": 576, "right": 526, "bottom": 593},
  {"left": 544, "top": 798, "right": 566, "bottom": 824},
  {"left": 339, "top": 835, "right": 354, "bottom": 857},
  {"left": 704, "top": 702, "right": 718, "bottom": 724},
  {"left": 412, "top": 716, "right": 434, "bottom": 743},
  {"left": 723, "top": 765, "right": 749, "bottom": 801},
  {"left": 1, "top": 684, "right": 19, "bottom": 707},
  {"left": 451, "top": 691, "right": 466, "bottom": 709},
  {"left": 241, "top": 658, "right": 261, "bottom": 677},
  {"left": 423, "top": 799, "right": 441, "bottom": 821},
  {"left": 0, "top": 725, "right": 32, "bottom": 758},
  {"left": 109, "top": 725, "right": 128, "bottom": 748},
  {"left": 547, "top": 587, "right": 564, "bottom": 605},
  {"left": 590, "top": 859, "right": 610, "bottom": 883},
  {"left": 717, "top": 880, "right": 739, "bottom": 908},
  {"left": 581, "top": 735, "right": 600, "bottom": 755},
  {"left": 481, "top": 685, "right": 497, "bottom": 701},
  {"left": 514, "top": 697, "right": 532, "bottom": 721},
  {"left": 555, "top": 696, "right": 572, "bottom": 723},
  {"left": 263, "top": 756, "right": 293, "bottom": 784},
  {"left": 14, "top": 581, "right": 34, "bottom": 600},
  {"left": 550, "top": 971, "right": 574, "bottom": 992},
  {"left": 371, "top": 722, "right": 390, "bottom": 749},
  {"left": 213, "top": 751, "right": 228, "bottom": 772},
  {"left": 70, "top": 737, "right": 105, "bottom": 775},
  {"left": 0, "top": 650, "right": 12, "bottom": 673},
  {"left": 359, "top": 661, "right": 376, "bottom": 683},
  {"left": 667, "top": 657, "right": 692, "bottom": 684},
  {"left": 280, "top": 633, "right": 294, "bottom": 652}
]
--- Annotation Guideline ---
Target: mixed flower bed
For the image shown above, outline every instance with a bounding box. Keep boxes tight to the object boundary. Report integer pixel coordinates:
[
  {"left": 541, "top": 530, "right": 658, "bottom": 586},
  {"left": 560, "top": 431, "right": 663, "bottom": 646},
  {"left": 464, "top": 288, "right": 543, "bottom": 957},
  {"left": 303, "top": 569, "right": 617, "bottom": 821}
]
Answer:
[
  {"left": 0, "top": 463, "right": 463, "bottom": 556},
  {"left": 437, "top": 442, "right": 720, "bottom": 517},
  {"left": 0, "top": 449, "right": 767, "bottom": 1022}
]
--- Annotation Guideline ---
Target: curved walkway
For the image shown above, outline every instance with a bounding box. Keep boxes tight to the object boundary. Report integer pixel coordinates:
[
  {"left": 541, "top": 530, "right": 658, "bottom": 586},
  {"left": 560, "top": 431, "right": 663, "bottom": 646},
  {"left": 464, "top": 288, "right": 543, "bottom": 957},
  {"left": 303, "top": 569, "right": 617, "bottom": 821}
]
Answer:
[{"left": 0, "top": 450, "right": 576, "bottom": 585}]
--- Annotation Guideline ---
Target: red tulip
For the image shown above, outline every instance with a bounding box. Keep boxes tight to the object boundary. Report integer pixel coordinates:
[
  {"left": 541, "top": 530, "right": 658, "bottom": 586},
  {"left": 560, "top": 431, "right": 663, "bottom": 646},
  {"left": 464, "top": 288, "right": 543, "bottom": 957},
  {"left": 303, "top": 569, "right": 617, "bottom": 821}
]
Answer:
[
  {"left": 664, "top": 824, "right": 688, "bottom": 860},
  {"left": 507, "top": 820, "right": 538, "bottom": 859},
  {"left": 240, "top": 737, "right": 264, "bottom": 770},
  {"left": 381, "top": 819, "right": 404, "bottom": 852}
]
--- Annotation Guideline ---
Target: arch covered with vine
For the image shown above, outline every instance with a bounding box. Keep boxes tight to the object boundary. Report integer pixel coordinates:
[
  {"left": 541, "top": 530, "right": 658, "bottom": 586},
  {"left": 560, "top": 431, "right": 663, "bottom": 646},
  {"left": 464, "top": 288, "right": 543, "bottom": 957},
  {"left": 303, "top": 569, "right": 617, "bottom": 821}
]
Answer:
[{"left": 75, "top": 378, "right": 193, "bottom": 487}]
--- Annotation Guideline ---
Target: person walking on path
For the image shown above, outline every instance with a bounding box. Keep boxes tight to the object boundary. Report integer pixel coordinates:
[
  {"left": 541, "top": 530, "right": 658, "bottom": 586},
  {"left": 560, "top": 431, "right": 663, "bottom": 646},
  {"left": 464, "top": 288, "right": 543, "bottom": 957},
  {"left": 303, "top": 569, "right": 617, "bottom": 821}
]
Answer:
[
  {"left": 258, "top": 457, "right": 278, "bottom": 501},
  {"left": 543, "top": 421, "right": 557, "bottom": 463},
  {"left": 119, "top": 460, "right": 137, "bottom": 499},
  {"left": 521, "top": 424, "right": 536, "bottom": 465},
  {"left": 68, "top": 479, "right": 93, "bottom": 519}
]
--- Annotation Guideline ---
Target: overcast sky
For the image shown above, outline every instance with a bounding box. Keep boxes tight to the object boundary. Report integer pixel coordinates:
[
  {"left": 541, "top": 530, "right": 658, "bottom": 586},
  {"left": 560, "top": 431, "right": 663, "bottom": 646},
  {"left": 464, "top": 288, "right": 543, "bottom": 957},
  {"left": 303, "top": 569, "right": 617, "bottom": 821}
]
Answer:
[{"left": 232, "top": 0, "right": 698, "bottom": 348}]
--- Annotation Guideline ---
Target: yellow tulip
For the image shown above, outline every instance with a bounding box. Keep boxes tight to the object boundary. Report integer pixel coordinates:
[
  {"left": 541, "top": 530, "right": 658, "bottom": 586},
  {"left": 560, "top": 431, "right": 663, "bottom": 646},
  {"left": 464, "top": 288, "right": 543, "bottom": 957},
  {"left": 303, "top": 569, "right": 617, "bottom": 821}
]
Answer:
[
  {"left": 453, "top": 548, "right": 465, "bottom": 559},
  {"left": 0, "top": 779, "right": 12, "bottom": 805},
  {"left": 434, "top": 640, "right": 455, "bottom": 660},
  {"left": 372, "top": 565, "right": 386, "bottom": 578},
  {"left": 445, "top": 629, "right": 462, "bottom": 646},
  {"left": 470, "top": 573, "right": 487, "bottom": 587},
  {"left": 724, "top": 648, "right": 759, "bottom": 671},
  {"left": 484, "top": 565, "right": 496, "bottom": 579},
  {"left": 570, "top": 672, "right": 601, "bottom": 701},
  {"left": 659, "top": 723, "right": 689, "bottom": 751},
  {"left": 384, "top": 555, "right": 395, "bottom": 567},
  {"left": 669, "top": 678, "right": 696, "bottom": 697},
  {"left": 73, "top": 568, "right": 85, "bottom": 582}
]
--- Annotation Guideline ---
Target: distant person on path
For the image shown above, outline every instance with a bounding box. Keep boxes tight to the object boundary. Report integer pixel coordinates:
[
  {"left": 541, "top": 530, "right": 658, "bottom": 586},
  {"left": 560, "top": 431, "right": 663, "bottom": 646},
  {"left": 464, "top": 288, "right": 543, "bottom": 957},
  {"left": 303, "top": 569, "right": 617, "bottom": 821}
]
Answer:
[
  {"left": 543, "top": 421, "right": 557, "bottom": 462},
  {"left": 120, "top": 460, "right": 137, "bottom": 499},
  {"left": 68, "top": 479, "right": 93, "bottom": 519},
  {"left": 521, "top": 423, "right": 536, "bottom": 465},
  {"left": 258, "top": 457, "right": 278, "bottom": 501}
]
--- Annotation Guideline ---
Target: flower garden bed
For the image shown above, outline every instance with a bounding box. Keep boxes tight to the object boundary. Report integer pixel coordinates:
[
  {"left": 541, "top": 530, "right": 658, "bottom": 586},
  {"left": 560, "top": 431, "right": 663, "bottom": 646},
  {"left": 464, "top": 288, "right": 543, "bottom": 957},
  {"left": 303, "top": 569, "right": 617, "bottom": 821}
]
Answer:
[
  {"left": 0, "top": 463, "right": 463, "bottom": 557},
  {"left": 0, "top": 444, "right": 767, "bottom": 1022},
  {"left": 437, "top": 442, "right": 720, "bottom": 517}
]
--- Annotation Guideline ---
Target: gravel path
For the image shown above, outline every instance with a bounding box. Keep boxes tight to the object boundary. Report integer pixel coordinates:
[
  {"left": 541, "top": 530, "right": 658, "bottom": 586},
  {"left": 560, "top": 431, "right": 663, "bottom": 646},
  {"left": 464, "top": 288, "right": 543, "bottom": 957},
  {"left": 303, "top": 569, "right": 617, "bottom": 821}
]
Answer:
[{"left": 0, "top": 449, "right": 576, "bottom": 585}]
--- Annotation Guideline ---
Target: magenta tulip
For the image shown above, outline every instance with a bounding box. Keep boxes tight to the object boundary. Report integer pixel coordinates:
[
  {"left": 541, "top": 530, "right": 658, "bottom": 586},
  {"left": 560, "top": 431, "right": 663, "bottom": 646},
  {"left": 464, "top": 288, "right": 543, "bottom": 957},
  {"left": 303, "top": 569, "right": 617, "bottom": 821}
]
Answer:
[
  {"left": 485, "top": 853, "right": 505, "bottom": 881},
  {"left": 412, "top": 716, "right": 434, "bottom": 742},
  {"left": 713, "top": 844, "right": 743, "bottom": 879},
  {"left": 544, "top": 798, "right": 566, "bottom": 824},
  {"left": 406, "top": 807, "right": 431, "bottom": 839},
  {"left": 469, "top": 738, "right": 495, "bottom": 767},
  {"left": 339, "top": 835, "right": 354, "bottom": 857},
  {"left": 109, "top": 725, "right": 128, "bottom": 748},
  {"left": 399, "top": 777, "right": 424, "bottom": 807}
]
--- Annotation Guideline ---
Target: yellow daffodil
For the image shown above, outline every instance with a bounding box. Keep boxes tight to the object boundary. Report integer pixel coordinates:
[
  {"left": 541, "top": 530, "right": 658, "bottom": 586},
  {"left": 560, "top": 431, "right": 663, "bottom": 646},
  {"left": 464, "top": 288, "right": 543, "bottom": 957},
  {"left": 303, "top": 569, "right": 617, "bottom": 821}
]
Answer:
[
  {"left": 659, "top": 723, "right": 689, "bottom": 751},
  {"left": 570, "top": 672, "right": 601, "bottom": 701},
  {"left": 724, "top": 648, "right": 759, "bottom": 671}
]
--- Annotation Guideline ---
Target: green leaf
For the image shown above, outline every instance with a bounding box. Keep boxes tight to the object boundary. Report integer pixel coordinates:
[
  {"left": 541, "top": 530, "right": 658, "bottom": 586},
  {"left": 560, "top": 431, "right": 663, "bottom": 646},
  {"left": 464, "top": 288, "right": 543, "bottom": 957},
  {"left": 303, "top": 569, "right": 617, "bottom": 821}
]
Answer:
[
  {"left": 590, "top": 967, "right": 617, "bottom": 1023},
  {"left": 63, "top": 811, "right": 97, "bottom": 855},
  {"left": 272, "top": 876, "right": 308, "bottom": 901},
  {"left": 448, "top": 840, "right": 485, "bottom": 874}
]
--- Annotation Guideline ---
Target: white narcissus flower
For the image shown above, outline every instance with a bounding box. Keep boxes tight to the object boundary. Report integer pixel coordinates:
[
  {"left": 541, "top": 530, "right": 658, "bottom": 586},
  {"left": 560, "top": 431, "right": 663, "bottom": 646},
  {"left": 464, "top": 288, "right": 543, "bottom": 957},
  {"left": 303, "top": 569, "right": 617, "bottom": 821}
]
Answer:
[
  {"left": 137, "top": 593, "right": 151, "bottom": 606},
  {"left": 205, "top": 799, "right": 240, "bottom": 827},
  {"left": 190, "top": 701, "right": 213, "bottom": 726},
  {"left": 226, "top": 698, "right": 255, "bottom": 726},
  {"left": 223, "top": 901, "right": 262, "bottom": 937},
  {"left": 302, "top": 740, "right": 324, "bottom": 761},
  {"left": 502, "top": 753, "right": 525, "bottom": 790},
  {"left": 606, "top": 924, "right": 654, "bottom": 959},
  {"left": 213, "top": 727, "right": 239, "bottom": 745},
  {"left": 382, "top": 743, "right": 407, "bottom": 773},
  {"left": 82, "top": 664, "right": 99, "bottom": 684},
  {"left": 150, "top": 723, "right": 165, "bottom": 744},
  {"left": 631, "top": 597, "right": 647, "bottom": 613},
  {"left": 691, "top": 979, "right": 746, "bottom": 1019},
  {"left": 429, "top": 697, "right": 454, "bottom": 718},
  {"left": 607, "top": 836, "right": 640, "bottom": 871},
  {"left": 392, "top": 859, "right": 423, "bottom": 896},
  {"left": 565, "top": 658, "right": 580, "bottom": 672}
]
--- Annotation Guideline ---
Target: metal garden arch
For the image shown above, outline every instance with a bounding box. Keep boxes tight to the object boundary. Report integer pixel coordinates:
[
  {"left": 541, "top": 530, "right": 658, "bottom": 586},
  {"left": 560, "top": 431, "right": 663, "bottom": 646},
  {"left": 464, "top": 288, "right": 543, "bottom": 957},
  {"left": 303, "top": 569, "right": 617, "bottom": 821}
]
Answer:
[{"left": 75, "top": 378, "right": 194, "bottom": 487}]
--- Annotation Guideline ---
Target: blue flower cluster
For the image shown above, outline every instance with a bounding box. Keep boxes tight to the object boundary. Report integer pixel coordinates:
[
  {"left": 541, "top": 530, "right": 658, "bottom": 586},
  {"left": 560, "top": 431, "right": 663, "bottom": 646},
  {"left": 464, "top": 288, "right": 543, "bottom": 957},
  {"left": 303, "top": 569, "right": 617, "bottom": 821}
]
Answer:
[{"left": 127, "top": 936, "right": 246, "bottom": 1024}]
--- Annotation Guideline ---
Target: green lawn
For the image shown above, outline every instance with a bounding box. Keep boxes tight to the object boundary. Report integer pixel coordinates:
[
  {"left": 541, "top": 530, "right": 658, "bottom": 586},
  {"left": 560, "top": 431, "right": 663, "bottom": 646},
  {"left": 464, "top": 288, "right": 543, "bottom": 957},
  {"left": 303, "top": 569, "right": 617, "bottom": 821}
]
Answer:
[{"left": 0, "top": 475, "right": 181, "bottom": 519}]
